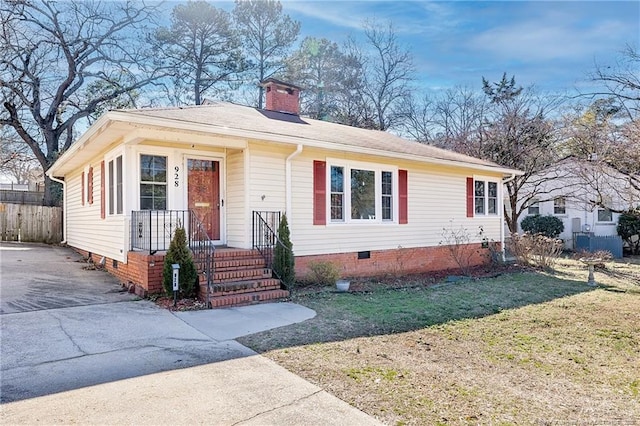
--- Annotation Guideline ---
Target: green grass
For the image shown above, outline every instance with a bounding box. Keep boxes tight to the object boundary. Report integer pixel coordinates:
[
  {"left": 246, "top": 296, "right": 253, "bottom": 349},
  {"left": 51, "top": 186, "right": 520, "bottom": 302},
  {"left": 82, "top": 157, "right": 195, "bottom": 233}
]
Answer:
[{"left": 239, "top": 259, "right": 640, "bottom": 425}]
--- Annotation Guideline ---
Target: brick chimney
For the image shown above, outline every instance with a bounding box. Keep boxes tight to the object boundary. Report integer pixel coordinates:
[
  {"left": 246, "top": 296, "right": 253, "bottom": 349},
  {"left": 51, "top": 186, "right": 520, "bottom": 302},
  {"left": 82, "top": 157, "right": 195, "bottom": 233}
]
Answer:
[{"left": 261, "top": 78, "right": 302, "bottom": 115}]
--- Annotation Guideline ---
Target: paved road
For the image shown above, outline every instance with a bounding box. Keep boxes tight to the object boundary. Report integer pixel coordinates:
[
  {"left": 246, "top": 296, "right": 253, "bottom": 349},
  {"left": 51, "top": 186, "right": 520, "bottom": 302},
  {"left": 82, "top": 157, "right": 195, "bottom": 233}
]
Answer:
[{"left": 0, "top": 242, "right": 381, "bottom": 425}]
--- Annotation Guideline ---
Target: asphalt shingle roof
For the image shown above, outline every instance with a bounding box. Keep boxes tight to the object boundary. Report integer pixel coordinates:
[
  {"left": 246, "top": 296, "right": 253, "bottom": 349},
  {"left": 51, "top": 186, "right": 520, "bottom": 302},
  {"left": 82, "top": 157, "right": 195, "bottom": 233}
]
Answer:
[{"left": 122, "top": 102, "right": 504, "bottom": 170}]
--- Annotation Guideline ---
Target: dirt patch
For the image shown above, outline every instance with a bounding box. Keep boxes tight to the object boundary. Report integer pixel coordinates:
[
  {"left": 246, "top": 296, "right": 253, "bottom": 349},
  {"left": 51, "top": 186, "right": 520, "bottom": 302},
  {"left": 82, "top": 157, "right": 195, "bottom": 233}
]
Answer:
[{"left": 153, "top": 296, "right": 207, "bottom": 311}]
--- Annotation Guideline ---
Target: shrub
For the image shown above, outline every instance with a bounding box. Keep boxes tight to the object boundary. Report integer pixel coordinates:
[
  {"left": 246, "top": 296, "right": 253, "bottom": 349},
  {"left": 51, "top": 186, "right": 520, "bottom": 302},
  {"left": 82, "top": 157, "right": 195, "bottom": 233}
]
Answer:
[
  {"left": 572, "top": 249, "right": 613, "bottom": 268},
  {"left": 273, "top": 214, "right": 295, "bottom": 288},
  {"left": 617, "top": 209, "right": 640, "bottom": 255},
  {"left": 521, "top": 215, "right": 564, "bottom": 238},
  {"left": 439, "top": 222, "right": 476, "bottom": 276},
  {"left": 510, "top": 233, "right": 563, "bottom": 270},
  {"left": 163, "top": 227, "right": 198, "bottom": 298},
  {"left": 306, "top": 261, "right": 341, "bottom": 286}
]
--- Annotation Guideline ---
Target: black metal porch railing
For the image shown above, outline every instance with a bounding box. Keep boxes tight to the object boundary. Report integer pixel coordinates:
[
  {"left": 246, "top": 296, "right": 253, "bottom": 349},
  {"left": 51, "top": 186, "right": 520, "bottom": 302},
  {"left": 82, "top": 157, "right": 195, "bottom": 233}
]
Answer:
[
  {"left": 131, "top": 210, "right": 189, "bottom": 253},
  {"left": 188, "top": 211, "right": 215, "bottom": 305},
  {"left": 253, "top": 211, "right": 292, "bottom": 283},
  {"left": 130, "top": 209, "right": 215, "bottom": 303}
]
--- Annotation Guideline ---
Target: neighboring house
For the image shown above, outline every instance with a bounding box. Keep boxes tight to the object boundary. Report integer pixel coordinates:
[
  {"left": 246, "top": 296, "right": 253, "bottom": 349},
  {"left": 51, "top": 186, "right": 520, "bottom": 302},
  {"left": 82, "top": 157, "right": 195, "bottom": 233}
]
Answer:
[
  {"left": 47, "top": 79, "right": 521, "bottom": 305},
  {"left": 516, "top": 157, "right": 640, "bottom": 250}
]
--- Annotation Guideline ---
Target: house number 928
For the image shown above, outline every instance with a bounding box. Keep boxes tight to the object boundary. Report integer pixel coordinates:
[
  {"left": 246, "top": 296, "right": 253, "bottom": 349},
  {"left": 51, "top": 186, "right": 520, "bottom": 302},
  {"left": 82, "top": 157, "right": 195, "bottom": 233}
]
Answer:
[{"left": 174, "top": 166, "right": 179, "bottom": 187}]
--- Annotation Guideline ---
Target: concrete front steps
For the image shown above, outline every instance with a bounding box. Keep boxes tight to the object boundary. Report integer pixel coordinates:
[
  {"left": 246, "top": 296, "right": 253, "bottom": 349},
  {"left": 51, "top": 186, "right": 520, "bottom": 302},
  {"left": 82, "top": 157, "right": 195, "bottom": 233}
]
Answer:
[{"left": 197, "top": 248, "right": 289, "bottom": 308}]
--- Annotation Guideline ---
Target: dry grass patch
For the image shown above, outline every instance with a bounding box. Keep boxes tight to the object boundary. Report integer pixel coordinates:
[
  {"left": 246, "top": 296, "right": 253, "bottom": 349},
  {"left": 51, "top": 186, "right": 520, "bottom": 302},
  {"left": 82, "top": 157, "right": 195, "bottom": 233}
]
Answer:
[{"left": 239, "top": 258, "right": 640, "bottom": 425}]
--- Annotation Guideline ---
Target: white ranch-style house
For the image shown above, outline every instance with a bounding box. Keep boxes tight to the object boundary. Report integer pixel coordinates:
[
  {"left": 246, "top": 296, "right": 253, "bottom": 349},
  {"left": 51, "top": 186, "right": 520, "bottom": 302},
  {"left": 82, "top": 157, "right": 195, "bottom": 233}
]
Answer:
[{"left": 48, "top": 79, "right": 521, "bottom": 306}]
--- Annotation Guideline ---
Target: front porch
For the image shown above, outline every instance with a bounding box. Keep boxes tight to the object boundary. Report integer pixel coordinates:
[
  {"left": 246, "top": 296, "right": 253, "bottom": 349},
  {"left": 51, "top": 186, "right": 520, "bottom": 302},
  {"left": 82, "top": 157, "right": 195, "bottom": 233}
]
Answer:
[{"left": 127, "top": 209, "right": 288, "bottom": 308}]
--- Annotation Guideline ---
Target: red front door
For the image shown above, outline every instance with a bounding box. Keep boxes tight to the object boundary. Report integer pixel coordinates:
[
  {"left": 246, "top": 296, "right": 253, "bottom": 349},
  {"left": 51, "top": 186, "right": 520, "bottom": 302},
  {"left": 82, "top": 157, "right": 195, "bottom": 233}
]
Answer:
[{"left": 187, "top": 159, "right": 220, "bottom": 240}]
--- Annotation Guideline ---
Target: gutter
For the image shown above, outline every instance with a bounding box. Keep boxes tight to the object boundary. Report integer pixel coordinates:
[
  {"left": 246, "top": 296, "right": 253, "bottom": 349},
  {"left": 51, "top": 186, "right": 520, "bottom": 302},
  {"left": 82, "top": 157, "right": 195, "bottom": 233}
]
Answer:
[
  {"left": 285, "top": 144, "right": 303, "bottom": 219},
  {"left": 47, "top": 174, "right": 67, "bottom": 244},
  {"left": 500, "top": 173, "right": 518, "bottom": 262}
]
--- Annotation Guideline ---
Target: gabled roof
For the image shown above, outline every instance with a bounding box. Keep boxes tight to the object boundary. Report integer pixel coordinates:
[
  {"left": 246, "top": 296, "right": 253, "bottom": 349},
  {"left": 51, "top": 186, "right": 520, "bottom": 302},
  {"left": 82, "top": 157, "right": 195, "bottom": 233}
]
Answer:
[{"left": 48, "top": 101, "right": 522, "bottom": 177}]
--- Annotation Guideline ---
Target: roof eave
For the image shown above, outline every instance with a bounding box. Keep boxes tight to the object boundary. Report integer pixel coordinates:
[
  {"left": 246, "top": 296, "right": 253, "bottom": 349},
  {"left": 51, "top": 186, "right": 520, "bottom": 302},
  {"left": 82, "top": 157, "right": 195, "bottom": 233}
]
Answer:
[{"left": 48, "top": 110, "right": 523, "bottom": 178}]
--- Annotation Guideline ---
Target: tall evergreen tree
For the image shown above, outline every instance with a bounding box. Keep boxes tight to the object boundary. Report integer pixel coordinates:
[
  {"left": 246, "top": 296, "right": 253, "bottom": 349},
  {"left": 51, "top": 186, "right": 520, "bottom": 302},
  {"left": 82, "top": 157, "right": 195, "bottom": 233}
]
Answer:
[
  {"left": 233, "top": 0, "right": 300, "bottom": 108},
  {"left": 152, "top": 1, "right": 245, "bottom": 105}
]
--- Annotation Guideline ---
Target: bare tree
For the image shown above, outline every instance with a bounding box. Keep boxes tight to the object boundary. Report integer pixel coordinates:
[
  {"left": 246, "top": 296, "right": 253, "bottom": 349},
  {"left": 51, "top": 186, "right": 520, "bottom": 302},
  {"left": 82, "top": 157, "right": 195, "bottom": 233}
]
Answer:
[
  {"left": 561, "top": 100, "right": 640, "bottom": 210},
  {"left": 480, "top": 74, "right": 563, "bottom": 233},
  {"left": 0, "top": 127, "right": 42, "bottom": 185},
  {"left": 359, "top": 20, "right": 414, "bottom": 131},
  {"left": 233, "top": 0, "right": 300, "bottom": 109},
  {"left": 588, "top": 45, "right": 640, "bottom": 120},
  {"left": 152, "top": 1, "right": 245, "bottom": 106},
  {"left": 400, "top": 86, "right": 488, "bottom": 151},
  {"left": 0, "top": 0, "right": 163, "bottom": 205}
]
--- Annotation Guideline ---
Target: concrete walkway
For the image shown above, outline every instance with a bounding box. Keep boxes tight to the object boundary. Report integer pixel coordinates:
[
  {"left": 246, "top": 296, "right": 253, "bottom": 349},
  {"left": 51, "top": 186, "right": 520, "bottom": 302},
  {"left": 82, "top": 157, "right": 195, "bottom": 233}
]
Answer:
[{"left": 0, "top": 242, "right": 382, "bottom": 425}]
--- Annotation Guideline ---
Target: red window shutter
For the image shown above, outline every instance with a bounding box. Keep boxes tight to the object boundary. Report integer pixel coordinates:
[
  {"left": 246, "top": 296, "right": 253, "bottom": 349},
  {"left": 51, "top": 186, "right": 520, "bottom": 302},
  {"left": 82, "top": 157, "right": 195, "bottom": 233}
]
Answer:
[
  {"left": 100, "top": 161, "right": 105, "bottom": 219},
  {"left": 466, "top": 177, "right": 474, "bottom": 217},
  {"left": 399, "top": 169, "right": 408, "bottom": 224},
  {"left": 313, "top": 160, "right": 326, "bottom": 225},
  {"left": 81, "top": 171, "right": 85, "bottom": 206},
  {"left": 87, "top": 167, "right": 94, "bottom": 205}
]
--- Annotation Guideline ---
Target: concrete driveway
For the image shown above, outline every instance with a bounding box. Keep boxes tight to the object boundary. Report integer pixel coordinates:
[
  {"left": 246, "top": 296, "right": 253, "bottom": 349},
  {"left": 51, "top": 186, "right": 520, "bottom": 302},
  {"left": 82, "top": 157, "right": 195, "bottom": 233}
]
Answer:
[
  {"left": 0, "top": 242, "right": 380, "bottom": 425},
  {"left": 0, "top": 241, "right": 136, "bottom": 313}
]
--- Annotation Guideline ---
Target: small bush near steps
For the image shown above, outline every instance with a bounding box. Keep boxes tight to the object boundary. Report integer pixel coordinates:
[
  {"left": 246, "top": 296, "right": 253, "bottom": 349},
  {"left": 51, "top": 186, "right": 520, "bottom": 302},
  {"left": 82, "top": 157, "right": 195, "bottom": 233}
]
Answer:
[
  {"left": 306, "top": 261, "right": 341, "bottom": 286},
  {"left": 163, "top": 227, "right": 198, "bottom": 298}
]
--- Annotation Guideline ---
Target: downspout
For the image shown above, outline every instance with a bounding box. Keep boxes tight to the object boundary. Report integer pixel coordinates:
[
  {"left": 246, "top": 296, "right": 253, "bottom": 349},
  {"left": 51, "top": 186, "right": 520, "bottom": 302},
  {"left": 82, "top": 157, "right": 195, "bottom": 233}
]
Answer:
[
  {"left": 285, "top": 144, "right": 303, "bottom": 219},
  {"left": 501, "top": 173, "right": 517, "bottom": 262},
  {"left": 48, "top": 174, "right": 67, "bottom": 244}
]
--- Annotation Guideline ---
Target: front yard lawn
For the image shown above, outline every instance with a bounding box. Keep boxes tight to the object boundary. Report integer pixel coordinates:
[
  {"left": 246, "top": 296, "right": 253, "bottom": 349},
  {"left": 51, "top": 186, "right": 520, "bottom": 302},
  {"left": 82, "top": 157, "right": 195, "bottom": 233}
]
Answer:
[{"left": 238, "top": 258, "right": 640, "bottom": 425}]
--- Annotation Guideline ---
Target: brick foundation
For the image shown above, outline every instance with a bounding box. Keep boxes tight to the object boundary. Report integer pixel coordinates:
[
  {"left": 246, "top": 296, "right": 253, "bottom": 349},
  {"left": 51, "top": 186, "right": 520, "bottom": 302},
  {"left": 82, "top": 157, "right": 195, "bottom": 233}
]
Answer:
[
  {"left": 74, "top": 248, "right": 165, "bottom": 298},
  {"left": 74, "top": 243, "right": 494, "bottom": 300},
  {"left": 295, "top": 243, "right": 492, "bottom": 279}
]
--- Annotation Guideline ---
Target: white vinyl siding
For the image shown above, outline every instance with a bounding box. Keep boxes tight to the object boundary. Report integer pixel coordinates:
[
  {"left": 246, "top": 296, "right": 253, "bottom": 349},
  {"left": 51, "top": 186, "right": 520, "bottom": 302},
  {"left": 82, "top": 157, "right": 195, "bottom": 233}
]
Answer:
[
  {"left": 226, "top": 149, "right": 245, "bottom": 248},
  {"left": 290, "top": 152, "right": 503, "bottom": 256},
  {"left": 65, "top": 162, "right": 126, "bottom": 262},
  {"left": 248, "top": 144, "right": 287, "bottom": 213}
]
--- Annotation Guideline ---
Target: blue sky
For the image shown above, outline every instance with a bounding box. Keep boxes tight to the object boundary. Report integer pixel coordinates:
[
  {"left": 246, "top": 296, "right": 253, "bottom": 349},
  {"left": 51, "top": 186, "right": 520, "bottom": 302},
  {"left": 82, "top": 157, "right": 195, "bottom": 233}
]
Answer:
[{"left": 279, "top": 1, "right": 639, "bottom": 95}]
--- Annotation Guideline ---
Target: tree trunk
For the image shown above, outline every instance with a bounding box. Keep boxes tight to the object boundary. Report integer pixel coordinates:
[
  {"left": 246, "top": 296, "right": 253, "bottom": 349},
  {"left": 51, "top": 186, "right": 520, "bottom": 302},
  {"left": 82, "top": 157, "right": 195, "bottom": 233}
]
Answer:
[{"left": 42, "top": 175, "right": 62, "bottom": 207}]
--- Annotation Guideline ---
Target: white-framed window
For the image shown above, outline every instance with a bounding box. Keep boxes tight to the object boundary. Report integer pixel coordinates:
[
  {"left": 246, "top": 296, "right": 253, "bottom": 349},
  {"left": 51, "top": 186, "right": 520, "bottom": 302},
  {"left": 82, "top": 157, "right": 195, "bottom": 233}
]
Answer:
[
  {"left": 107, "top": 155, "right": 123, "bottom": 215},
  {"left": 554, "top": 197, "right": 566, "bottom": 215},
  {"left": 328, "top": 161, "right": 396, "bottom": 223},
  {"left": 474, "top": 180, "right": 499, "bottom": 216},
  {"left": 330, "top": 165, "right": 344, "bottom": 221},
  {"left": 140, "top": 154, "right": 167, "bottom": 210},
  {"left": 597, "top": 208, "right": 613, "bottom": 222},
  {"left": 528, "top": 199, "right": 540, "bottom": 215}
]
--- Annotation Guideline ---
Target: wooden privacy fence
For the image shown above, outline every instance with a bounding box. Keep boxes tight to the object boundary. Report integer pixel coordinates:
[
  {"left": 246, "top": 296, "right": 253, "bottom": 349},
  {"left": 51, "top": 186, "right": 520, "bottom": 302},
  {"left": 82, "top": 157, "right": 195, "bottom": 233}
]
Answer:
[{"left": 0, "top": 203, "right": 63, "bottom": 243}]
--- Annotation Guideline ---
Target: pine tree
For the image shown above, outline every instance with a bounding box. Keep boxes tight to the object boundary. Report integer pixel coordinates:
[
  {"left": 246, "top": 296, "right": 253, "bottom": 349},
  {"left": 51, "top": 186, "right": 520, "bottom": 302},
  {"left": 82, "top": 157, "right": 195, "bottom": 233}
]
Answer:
[
  {"left": 163, "top": 227, "right": 198, "bottom": 297},
  {"left": 273, "top": 214, "right": 294, "bottom": 288}
]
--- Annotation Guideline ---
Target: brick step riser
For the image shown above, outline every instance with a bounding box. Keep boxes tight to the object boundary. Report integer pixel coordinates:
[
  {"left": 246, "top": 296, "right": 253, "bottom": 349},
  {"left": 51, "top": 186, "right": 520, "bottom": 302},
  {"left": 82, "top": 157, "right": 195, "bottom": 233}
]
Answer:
[
  {"left": 213, "top": 270, "right": 272, "bottom": 282},
  {"left": 211, "top": 285, "right": 282, "bottom": 297},
  {"left": 208, "top": 289, "right": 290, "bottom": 309},
  {"left": 213, "top": 251, "right": 263, "bottom": 259},
  {"left": 212, "top": 278, "right": 281, "bottom": 291},
  {"left": 214, "top": 260, "right": 266, "bottom": 271}
]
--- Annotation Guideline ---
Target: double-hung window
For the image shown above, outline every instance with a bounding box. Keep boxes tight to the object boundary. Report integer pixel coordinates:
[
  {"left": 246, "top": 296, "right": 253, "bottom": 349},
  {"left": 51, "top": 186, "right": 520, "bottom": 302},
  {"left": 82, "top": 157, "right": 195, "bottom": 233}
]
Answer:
[
  {"left": 472, "top": 179, "right": 498, "bottom": 216},
  {"left": 140, "top": 155, "right": 167, "bottom": 210},
  {"left": 381, "top": 171, "right": 393, "bottom": 221},
  {"left": 328, "top": 163, "right": 396, "bottom": 223},
  {"left": 554, "top": 197, "right": 566, "bottom": 215},
  {"left": 528, "top": 199, "right": 540, "bottom": 215},
  {"left": 107, "top": 155, "right": 123, "bottom": 215},
  {"left": 330, "top": 166, "right": 344, "bottom": 221}
]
